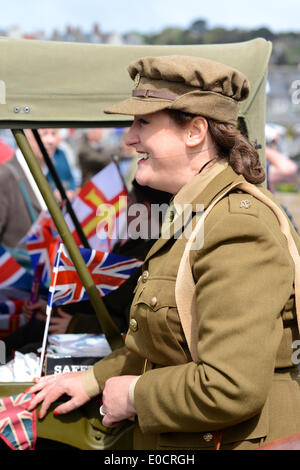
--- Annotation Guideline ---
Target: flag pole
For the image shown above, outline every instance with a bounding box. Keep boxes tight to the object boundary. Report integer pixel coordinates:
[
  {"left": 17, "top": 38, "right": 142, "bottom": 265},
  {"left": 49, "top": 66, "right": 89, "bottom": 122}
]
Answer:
[
  {"left": 38, "top": 244, "right": 63, "bottom": 377},
  {"left": 12, "top": 129, "right": 124, "bottom": 353},
  {"left": 38, "top": 307, "right": 51, "bottom": 377}
]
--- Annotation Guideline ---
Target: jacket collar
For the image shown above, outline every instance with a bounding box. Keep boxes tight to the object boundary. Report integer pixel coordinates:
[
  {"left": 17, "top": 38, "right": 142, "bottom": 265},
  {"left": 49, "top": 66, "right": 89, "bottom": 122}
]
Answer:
[
  {"left": 173, "top": 159, "right": 228, "bottom": 214},
  {"left": 144, "top": 163, "right": 246, "bottom": 263},
  {"left": 190, "top": 164, "right": 245, "bottom": 209}
]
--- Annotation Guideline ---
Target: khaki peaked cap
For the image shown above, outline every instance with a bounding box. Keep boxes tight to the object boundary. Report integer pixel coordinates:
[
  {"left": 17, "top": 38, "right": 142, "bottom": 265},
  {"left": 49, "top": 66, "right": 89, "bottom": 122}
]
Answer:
[{"left": 104, "top": 55, "right": 250, "bottom": 123}]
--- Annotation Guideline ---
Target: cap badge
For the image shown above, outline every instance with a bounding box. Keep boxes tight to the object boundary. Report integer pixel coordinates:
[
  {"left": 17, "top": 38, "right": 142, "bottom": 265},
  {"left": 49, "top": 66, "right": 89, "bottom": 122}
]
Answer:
[{"left": 134, "top": 73, "right": 140, "bottom": 88}]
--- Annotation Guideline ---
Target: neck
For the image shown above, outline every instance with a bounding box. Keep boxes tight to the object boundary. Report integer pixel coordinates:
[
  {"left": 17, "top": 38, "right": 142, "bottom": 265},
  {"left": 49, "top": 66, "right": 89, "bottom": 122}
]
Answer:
[
  {"left": 188, "top": 148, "right": 219, "bottom": 178},
  {"left": 199, "top": 155, "right": 219, "bottom": 174},
  {"left": 187, "top": 133, "right": 219, "bottom": 175}
]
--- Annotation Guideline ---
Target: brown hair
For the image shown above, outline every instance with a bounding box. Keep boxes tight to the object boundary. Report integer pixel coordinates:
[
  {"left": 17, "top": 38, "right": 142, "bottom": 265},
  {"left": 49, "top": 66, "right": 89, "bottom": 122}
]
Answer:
[{"left": 167, "top": 110, "right": 265, "bottom": 185}]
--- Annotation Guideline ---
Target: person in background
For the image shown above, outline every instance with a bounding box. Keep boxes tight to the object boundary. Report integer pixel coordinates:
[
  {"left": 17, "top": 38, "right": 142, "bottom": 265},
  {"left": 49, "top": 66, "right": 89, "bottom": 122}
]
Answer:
[
  {"left": 265, "top": 124, "right": 298, "bottom": 193},
  {"left": 77, "top": 128, "right": 113, "bottom": 186},
  {"left": 41, "top": 128, "right": 77, "bottom": 201},
  {"left": 58, "top": 129, "right": 82, "bottom": 189},
  {"left": 265, "top": 125, "right": 299, "bottom": 231},
  {"left": 25, "top": 129, "right": 77, "bottom": 202},
  {"left": 0, "top": 140, "right": 41, "bottom": 248}
]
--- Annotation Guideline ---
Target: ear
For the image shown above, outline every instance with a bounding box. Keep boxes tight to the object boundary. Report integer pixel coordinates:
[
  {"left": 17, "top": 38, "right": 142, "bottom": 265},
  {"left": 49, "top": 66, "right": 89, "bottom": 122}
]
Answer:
[{"left": 185, "top": 116, "right": 208, "bottom": 148}]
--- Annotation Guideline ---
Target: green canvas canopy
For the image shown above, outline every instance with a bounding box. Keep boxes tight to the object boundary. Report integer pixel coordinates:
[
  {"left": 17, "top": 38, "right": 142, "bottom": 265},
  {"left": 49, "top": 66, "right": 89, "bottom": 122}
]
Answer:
[
  {"left": 0, "top": 36, "right": 272, "bottom": 450},
  {"left": 0, "top": 36, "right": 271, "bottom": 162}
]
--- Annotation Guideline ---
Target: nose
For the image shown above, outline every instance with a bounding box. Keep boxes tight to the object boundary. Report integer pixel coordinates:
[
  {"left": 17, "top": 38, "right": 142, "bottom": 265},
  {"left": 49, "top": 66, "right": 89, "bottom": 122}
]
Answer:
[
  {"left": 124, "top": 121, "right": 139, "bottom": 148},
  {"left": 44, "top": 133, "right": 56, "bottom": 145}
]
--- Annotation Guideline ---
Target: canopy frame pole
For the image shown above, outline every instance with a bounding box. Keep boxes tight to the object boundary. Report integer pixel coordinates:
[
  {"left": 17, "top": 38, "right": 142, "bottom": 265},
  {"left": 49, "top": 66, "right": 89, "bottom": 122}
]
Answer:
[
  {"left": 32, "top": 129, "right": 91, "bottom": 250},
  {"left": 12, "top": 129, "right": 124, "bottom": 352}
]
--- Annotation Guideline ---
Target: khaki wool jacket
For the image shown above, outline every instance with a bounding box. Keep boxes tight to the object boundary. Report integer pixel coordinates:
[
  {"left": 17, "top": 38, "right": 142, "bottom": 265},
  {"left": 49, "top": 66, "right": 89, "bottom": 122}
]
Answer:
[{"left": 90, "top": 163, "right": 300, "bottom": 450}]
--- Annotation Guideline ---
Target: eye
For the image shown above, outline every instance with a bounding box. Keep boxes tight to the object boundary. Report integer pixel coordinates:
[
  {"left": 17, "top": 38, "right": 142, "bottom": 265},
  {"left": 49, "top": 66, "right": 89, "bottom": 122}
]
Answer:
[{"left": 138, "top": 118, "right": 149, "bottom": 125}]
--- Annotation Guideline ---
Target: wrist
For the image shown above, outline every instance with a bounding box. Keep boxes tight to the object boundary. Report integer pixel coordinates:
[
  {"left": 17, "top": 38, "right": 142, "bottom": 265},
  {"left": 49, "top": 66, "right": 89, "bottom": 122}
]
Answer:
[
  {"left": 81, "top": 367, "right": 101, "bottom": 398},
  {"left": 128, "top": 376, "right": 140, "bottom": 408}
]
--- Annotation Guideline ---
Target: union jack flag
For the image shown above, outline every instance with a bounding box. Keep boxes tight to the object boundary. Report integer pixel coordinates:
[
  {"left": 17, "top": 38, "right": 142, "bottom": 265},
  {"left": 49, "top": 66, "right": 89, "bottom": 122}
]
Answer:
[
  {"left": 24, "top": 211, "right": 60, "bottom": 286},
  {"left": 0, "top": 299, "right": 24, "bottom": 315},
  {"left": 49, "top": 243, "right": 143, "bottom": 307},
  {"left": 0, "top": 245, "right": 33, "bottom": 293},
  {"left": 0, "top": 393, "right": 37, "bottom": 450}
]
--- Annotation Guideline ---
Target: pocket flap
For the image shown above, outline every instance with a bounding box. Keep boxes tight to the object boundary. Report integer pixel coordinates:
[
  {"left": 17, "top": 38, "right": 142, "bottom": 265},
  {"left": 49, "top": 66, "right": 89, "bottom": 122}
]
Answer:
[{"left": 134, "top": 278, "right": 177, "bottom": 310}]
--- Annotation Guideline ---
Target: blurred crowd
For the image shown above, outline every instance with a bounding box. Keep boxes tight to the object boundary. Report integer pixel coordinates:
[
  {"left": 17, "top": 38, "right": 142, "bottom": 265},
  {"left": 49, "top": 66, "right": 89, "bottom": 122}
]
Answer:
[
  {"left": 0, "top": 127, "right": 139, "bottom": 245},
  {"left": 0, "top": 126, "right": 138, "bottom": 187}
]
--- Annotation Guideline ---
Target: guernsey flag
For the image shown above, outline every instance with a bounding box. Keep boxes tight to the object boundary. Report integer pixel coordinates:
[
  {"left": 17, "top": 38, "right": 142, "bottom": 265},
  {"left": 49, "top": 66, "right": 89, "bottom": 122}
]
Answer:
[{"left": 65, "top": 162, "right": 128, "bottom": 252}]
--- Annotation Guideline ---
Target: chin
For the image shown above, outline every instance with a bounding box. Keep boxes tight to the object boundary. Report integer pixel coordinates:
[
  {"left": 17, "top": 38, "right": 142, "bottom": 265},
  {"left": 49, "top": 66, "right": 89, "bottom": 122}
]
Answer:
[
  {"left": 136, "top": 176, "right": 169, "bottom": 193},
  {"left": 135, "top": 169, "right": 150, "bottom": 188},
  {"left": 135, "top": 169, "right": 173, "bottom": 192}
]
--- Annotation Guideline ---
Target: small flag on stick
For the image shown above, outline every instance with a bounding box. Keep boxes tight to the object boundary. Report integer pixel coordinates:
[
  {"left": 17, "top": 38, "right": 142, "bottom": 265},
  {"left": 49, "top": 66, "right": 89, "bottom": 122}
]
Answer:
[
  {"left": 38, "top": 243, "right": 64, "bottom": 377},
  {"left": 38, "top": 243, "right": 142, "bottom": 376}
]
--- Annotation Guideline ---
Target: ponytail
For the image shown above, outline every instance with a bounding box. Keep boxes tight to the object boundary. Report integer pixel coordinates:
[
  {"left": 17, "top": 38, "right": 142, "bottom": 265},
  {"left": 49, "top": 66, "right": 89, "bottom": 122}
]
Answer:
[{"left": 207, "top": 119, "right": 265, "bottom": 184}]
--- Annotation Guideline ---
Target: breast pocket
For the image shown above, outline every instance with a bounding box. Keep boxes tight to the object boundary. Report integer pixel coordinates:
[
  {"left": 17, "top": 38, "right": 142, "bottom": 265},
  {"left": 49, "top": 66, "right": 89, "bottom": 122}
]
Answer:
[{"left": 130, "top": 278, "right": 187, "bottom": 365}]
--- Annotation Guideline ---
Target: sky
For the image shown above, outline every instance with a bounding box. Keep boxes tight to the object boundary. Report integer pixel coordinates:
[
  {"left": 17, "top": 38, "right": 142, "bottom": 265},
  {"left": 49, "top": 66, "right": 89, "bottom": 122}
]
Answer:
[{"left": 0, "top": 0, "right": 299, "bottom": 35}]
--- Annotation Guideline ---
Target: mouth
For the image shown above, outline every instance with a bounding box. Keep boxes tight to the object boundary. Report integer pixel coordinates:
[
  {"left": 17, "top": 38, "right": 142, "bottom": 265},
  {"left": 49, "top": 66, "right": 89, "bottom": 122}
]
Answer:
[{"left": 137, "top": 153, "right": 150, "bottom": 164}]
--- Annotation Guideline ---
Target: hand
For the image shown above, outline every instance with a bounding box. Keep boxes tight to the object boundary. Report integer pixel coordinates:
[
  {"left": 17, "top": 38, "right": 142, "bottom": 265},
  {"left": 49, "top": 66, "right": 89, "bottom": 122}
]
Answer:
[
  {"left": 101, "top": 376, "right": 138, "bottom": 428},
  {"left": 49, "top": 308, "right": 72, "bottom": 334},
  {"left": 25, "top": 372, "right": 90, "bottom": 419},
  {"left": 22, "top": 298, "right": 47, "bottom": 323}
]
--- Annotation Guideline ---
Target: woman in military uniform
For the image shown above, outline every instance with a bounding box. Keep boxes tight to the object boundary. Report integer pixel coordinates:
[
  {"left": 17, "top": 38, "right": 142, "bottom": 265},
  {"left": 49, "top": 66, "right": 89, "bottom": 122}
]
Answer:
[{"left": 27, "top": 55, "right": 300, "bottom": 450}]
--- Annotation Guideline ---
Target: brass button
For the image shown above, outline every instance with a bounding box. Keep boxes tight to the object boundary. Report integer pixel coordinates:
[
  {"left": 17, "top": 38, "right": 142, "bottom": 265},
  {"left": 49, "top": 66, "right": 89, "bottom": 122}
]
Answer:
[
  {"left": 150, "top": 296, "right": 157, "bottom": 308},
  {"left": 142, "top": 270, "right": 149, "bottom": 282},
  {"left": 203, "top": 432, "right": 213, "bottom": 442},
  {"left": 130, "top": 318, "right": 138, "bottom": 332}
]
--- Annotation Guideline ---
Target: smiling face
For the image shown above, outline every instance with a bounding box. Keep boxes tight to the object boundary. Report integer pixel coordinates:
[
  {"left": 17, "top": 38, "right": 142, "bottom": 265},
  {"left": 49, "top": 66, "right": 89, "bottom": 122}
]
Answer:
[{"left": 124, "top": 111, "right": 204, "bottom": 194}]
